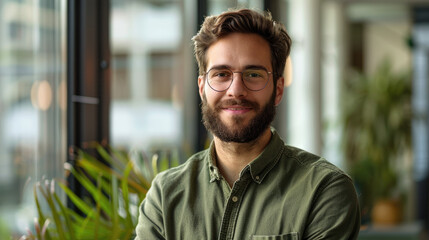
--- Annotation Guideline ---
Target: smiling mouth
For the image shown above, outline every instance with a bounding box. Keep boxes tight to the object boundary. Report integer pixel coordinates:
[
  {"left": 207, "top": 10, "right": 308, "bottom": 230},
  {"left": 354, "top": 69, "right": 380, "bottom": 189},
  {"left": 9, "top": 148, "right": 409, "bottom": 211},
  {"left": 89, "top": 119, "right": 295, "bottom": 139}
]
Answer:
[
  {"left": 224, "top": 106, "right": 252, "bottom": 110},
  {"left": 222, "top": 106, "right": 252, "bottom": 115},
  {"left": 217, "top": 99, "right": 257, "bottom": 114},
  {"left": 227, "top": 108, "right": 248, "bottom": 111}
]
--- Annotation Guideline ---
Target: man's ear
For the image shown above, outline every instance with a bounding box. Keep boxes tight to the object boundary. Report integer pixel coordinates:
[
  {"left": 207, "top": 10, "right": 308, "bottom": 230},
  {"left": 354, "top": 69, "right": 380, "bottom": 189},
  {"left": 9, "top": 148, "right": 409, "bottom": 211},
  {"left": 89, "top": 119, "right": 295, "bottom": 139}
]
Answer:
[
  {"left": 198, "top": 75, "right": 205, "bottom": 101},
  {"left": 274, "top": 77, "right": 284, "bottom": 106}
]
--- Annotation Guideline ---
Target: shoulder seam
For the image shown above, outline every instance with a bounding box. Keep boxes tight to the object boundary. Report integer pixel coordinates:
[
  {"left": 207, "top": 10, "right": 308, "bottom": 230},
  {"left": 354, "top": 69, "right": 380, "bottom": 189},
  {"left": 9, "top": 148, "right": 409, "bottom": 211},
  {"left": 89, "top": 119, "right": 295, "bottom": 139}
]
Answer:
[{"left": 312, "top": 172, "right": 353, "bottom": 204}]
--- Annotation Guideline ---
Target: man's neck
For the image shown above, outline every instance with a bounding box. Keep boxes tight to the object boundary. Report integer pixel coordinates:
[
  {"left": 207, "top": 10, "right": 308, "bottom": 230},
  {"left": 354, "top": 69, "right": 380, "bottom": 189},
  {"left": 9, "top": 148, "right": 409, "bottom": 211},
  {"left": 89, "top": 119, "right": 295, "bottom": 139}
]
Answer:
[{"left": 213, "top": 128, "right": 272, "bottom": 187}]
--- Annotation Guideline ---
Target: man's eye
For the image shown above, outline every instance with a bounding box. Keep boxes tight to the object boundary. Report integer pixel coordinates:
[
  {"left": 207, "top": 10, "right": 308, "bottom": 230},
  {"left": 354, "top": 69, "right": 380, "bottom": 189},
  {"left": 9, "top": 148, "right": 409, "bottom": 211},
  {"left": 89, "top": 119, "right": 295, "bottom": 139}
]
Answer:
[
  {"left": 245, "top": 71, "right": 263, "bottom": 78},
  {"left": 248, "top": 73, "right": 261, "bottom": 77},
  {"left": 212, "top": 71, "right": 231, "bottom": 78}
]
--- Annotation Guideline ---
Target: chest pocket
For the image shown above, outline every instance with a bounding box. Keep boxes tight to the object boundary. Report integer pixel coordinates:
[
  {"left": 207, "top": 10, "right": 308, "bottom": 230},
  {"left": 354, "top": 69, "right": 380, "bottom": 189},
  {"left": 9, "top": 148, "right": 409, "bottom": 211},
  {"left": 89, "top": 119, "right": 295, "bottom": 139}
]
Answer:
[{"left": 251, "top": 232, "right": 299, "bottom": 240}]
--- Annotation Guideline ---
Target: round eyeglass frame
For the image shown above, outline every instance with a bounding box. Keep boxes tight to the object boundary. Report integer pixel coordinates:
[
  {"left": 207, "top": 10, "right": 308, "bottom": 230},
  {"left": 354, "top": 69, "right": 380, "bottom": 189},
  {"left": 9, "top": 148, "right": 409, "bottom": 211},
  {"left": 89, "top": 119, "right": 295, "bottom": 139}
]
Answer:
[{"left": 204, "top": 68, "right": 273, "bottom": 92}]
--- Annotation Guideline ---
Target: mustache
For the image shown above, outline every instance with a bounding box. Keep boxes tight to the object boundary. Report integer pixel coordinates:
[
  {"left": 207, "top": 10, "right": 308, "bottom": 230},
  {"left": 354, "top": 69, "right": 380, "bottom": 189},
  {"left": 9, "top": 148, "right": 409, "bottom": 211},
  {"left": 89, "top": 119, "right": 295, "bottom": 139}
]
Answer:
[{"left": 216, "top": 99, "right": 258, "bottom": 109}]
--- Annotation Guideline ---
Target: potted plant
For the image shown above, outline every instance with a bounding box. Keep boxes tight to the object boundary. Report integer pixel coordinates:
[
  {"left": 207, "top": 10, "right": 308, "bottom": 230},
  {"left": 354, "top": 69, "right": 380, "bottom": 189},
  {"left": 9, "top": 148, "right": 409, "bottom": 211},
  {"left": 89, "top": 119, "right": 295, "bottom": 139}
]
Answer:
[
  {"left": 19, "top": 144, "right": 179, "bottom": 240},
  {"left": 342, "top": 60, "right": 412, "bottom": 225}
]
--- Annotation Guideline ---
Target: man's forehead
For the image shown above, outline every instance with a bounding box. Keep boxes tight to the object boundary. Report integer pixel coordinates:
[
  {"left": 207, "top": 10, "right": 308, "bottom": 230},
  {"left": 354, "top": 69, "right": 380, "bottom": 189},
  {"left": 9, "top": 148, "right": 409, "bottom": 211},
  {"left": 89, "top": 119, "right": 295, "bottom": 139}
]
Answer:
[{"left": 205, "top": 33, "right": 271, "bottom": 71}]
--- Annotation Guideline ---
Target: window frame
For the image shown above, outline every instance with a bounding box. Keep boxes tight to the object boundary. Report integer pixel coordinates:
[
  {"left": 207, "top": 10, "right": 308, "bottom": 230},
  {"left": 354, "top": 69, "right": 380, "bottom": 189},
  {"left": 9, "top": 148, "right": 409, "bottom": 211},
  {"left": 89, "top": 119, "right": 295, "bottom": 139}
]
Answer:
[{"left": 66, "top": 0, "right": 111, "bottom": 209}]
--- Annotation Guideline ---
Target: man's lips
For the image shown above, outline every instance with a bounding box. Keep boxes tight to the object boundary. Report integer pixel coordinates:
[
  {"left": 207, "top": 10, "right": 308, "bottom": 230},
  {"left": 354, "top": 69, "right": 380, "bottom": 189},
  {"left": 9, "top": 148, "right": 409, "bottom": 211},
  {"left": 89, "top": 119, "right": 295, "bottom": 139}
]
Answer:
[
  {"left": 223, "top": 105, "right": 252, "bottom": 110},
  {"left": 216, "top": 99, "right": 258, "bottom": 114},
  {"left": 222, "top": 105, "right": 252, "bottom": 114}
]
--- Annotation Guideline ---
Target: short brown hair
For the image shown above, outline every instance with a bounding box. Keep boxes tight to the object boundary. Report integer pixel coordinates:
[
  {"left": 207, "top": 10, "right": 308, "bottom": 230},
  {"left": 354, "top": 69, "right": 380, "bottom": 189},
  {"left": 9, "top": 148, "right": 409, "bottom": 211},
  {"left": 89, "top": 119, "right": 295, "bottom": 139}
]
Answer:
[{"left": 192, "top": 8, "right": 292, "bottom": 81}]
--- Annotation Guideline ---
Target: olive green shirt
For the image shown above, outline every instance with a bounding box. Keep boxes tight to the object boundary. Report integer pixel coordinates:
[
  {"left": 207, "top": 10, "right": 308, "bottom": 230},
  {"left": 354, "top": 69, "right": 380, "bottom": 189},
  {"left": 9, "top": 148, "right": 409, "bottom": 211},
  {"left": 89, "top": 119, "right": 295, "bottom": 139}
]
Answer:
[{"left": 135, "top": 129, "right": 360, "bottom": 240}]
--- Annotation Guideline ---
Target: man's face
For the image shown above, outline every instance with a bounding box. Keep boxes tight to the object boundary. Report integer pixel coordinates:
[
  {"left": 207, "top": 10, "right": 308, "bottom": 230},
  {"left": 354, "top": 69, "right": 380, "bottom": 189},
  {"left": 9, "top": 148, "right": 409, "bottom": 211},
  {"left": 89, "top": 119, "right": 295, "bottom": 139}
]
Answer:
[{"left": 198, "top": 33, "right": 284, "bottom": 143}]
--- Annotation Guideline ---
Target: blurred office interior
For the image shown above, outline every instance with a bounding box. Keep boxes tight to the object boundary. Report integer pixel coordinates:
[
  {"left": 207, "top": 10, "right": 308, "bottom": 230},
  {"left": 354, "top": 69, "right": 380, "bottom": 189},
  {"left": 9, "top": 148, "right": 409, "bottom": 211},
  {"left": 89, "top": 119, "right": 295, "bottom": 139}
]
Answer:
[{"left": 0, "top": 0, "right": 428, "bottom": 239}]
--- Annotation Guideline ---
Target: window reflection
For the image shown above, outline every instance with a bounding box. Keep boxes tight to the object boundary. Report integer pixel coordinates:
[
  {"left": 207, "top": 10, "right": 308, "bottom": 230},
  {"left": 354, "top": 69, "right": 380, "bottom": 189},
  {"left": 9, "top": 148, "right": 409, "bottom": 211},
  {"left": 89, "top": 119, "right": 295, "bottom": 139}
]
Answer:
[
  {"left": 110, "top": 0, "right": 187, "bottom": 155},
  {"left": 0, "top": 0, "right": 66, "bottom": 237},
  {"left": 208, "top": 0, "right": 264, "bottom": 15}
]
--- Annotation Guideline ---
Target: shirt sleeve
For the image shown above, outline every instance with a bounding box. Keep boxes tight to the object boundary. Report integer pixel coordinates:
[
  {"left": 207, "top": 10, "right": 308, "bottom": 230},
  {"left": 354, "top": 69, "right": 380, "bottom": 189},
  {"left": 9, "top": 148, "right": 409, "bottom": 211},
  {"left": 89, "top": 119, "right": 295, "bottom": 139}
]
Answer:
[
  {"left": 303, "top": 173, "right": 361, "bottom": 240},
  {"left": 135, "top": 175, "right": 166, "bottom": 240}
]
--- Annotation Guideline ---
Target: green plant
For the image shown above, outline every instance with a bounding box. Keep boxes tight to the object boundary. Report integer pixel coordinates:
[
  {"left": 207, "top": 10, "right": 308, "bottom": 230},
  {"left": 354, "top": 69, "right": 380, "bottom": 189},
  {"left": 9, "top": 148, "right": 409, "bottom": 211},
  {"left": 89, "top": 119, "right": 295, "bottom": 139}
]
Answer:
[
  {"left": 20, "top": 144, "right": 179, "bottom": 240},
  {"left": 342, "top": 60, "right": 412, "bottom": 210},
  {"left": 0, "top": 218, "right": 11, "bottom": 240}
]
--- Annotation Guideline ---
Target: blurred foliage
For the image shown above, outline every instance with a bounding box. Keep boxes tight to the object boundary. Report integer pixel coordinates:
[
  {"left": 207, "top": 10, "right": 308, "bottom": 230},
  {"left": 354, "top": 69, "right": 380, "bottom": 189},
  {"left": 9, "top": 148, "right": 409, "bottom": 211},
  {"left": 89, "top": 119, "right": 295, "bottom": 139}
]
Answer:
[
  {"left": 342, "top": 60, "right": 412, "bottom": 211},
  {"left": 0, "top": 218, "right": 11, "bottom": 240},
  {"left": 19, "top": 144, "right": 179, "bottom": 240}
]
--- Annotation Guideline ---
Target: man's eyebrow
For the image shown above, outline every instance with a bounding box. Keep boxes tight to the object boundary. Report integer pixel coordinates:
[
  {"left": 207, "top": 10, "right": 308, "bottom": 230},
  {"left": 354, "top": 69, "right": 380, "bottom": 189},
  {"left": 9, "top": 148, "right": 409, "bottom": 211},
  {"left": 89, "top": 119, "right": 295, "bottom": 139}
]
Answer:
[
  {"left": 208, "top": 65, "right": 269, "bottom": 71},
  {"left": 244, "top": 65, "right": 269, "bottom": 71},
  {"left": 208, "top": 65, "right": 232, "bottom": 70}
]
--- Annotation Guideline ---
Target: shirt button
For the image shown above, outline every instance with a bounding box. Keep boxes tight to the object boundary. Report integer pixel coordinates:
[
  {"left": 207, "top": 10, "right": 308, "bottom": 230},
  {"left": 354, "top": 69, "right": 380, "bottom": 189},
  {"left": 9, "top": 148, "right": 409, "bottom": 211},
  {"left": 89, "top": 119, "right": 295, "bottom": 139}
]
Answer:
[
  {"left": 255, "top": 176, "right": 260, "bottom": 180},
  {"left": 232, "top": 196, "right": 238, "bottom": 202}
]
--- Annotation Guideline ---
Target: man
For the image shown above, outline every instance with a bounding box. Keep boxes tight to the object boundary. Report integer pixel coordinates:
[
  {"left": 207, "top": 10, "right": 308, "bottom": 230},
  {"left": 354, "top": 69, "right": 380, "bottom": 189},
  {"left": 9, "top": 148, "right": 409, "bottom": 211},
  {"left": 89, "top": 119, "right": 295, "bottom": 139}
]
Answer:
[{"left": 136, "top": 8, "right": 360, "bottom": 240}]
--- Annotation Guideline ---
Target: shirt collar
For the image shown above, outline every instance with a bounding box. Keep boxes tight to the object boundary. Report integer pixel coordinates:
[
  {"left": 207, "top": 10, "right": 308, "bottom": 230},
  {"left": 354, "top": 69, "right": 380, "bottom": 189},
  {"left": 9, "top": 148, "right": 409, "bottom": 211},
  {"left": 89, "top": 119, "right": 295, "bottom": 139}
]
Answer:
[
  {"left": 207, "top": 141, "right": 222, "bottom": 182},
  {"left": 206, "top": 127, "right": 285, "bottom": 184},
  {"left": 247, "top": 127, "right": 284, "bottom": 184}
]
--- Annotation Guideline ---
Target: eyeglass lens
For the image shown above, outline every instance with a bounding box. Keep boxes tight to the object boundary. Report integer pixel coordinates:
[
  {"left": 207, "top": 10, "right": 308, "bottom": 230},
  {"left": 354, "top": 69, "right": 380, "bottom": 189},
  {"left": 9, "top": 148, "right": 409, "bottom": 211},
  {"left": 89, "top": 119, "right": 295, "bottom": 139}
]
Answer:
[{"left": 207, "top": 68, "right": 269, "bottom": 91}]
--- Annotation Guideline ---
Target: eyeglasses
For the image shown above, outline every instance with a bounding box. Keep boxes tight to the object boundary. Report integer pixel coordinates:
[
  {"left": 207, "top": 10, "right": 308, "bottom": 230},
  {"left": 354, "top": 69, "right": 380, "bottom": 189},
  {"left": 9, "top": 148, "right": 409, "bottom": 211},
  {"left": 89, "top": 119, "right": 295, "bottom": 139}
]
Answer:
[{"left": 205, "top": 67, "right": 272, "bottom": 92}]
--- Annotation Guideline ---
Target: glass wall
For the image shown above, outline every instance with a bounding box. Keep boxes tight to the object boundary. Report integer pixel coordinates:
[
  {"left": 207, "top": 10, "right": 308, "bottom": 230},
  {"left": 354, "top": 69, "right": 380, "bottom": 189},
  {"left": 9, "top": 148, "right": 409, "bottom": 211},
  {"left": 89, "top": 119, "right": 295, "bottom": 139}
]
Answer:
[
  {"left": 110, "top": 0, "right": 195, "bottom": 159},
  {"left": 208, "top": 0, "right": 263, "bottom": 15},
  {"left": 0, "top": 0, "right": 66, "bottom": 237}
]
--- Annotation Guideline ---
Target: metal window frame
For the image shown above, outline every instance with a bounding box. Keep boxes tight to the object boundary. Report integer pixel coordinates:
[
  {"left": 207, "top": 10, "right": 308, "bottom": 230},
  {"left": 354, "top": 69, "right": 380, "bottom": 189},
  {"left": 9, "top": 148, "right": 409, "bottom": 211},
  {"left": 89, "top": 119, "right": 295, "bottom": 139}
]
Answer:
[{"left": 66, "top": 0, "right": 111, "bottom": 209}]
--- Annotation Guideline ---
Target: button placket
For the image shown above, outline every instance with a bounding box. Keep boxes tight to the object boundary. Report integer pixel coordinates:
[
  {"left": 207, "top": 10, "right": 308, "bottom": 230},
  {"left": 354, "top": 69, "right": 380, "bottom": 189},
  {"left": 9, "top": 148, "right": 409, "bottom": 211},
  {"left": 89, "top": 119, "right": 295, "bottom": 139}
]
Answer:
[{"left": 218, "top": 174, "right": 251, "bottom": 240}]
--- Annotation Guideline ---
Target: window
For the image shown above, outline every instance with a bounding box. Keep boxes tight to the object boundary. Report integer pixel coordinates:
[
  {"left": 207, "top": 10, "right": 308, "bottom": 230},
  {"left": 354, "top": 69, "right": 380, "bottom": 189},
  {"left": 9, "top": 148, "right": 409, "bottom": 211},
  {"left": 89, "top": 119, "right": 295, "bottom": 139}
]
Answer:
[
  {"left": 148, "top": 51, "right": 178, "bottom": 101},
  {"left": 110, "top": 0, "right": 195, "bottom": 155},
  {"left": 0, "top": 0, "right": 66, "bottom": 237}
]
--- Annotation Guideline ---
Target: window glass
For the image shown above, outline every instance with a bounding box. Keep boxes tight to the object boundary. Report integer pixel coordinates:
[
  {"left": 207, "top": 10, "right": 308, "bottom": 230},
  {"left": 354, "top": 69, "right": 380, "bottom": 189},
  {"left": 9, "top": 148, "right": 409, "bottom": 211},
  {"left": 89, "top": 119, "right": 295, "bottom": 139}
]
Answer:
[
  {"left": 110, "top": 0, "right": 195, "bottom": 157},
  {"left": 208, "top": 0, "right": 264, "bottom": 15},
  {"left": 0, "top": 0, "right": 66, "bottom": 237}
]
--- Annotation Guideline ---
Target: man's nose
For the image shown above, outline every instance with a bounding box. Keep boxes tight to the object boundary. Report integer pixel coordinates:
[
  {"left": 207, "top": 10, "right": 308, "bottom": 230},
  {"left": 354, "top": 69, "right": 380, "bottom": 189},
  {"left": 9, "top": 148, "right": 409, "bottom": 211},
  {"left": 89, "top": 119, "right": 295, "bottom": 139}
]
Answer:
[{"left": 226, "top": 72, "right": 247, "bottom": 98}]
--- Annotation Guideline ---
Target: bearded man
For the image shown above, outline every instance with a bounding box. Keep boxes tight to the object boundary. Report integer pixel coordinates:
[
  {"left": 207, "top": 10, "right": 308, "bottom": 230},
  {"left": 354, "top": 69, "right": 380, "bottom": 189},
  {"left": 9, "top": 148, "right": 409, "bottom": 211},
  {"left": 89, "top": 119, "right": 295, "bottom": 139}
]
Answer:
[{"left": 135, "top": 8, "right": 360, "bottom": 240}]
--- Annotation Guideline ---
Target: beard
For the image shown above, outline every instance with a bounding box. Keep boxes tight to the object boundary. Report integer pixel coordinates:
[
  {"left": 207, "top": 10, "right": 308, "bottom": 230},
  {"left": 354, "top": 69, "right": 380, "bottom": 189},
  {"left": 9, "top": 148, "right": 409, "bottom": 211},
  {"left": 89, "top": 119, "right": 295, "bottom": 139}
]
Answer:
[{"left": 201, "top": 91, "right": 276, "bottom": 143}]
